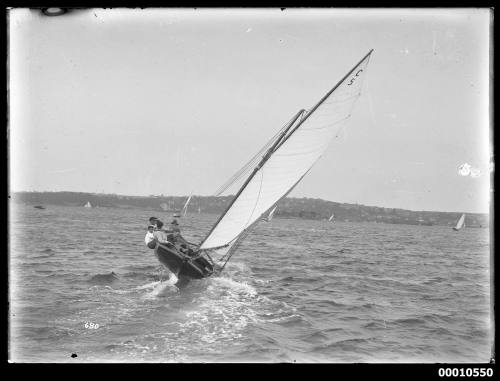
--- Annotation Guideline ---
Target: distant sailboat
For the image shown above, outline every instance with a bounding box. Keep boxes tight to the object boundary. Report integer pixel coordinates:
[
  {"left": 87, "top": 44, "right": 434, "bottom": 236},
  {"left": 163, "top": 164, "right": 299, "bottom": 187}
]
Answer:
[
  {"left": 180, "top": 193, "right": 193, "bottom": 217},
  {"left": 328, "top": 213, "right": 335, "bottom": 222},
  {"left": 146, "top": 50, "right": 374, "bottom": 285},
  {"left": 160, "top": 202, "right": 169, "bottom": 211},
  {"left": 262, "top": 205, "right": 277, "bottom": 222},
  {"left": 84, "top": 201, "right": 92, "bottom": 208},
  {"left": 453, "top": 214, "right": 466, "bottom": 231}
]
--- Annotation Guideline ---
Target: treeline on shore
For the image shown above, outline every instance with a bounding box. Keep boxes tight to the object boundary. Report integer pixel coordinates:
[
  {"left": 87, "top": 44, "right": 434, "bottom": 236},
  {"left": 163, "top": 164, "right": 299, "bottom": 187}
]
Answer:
[{"left": 11, "top": 191, "right": 489, "bottom": 228}]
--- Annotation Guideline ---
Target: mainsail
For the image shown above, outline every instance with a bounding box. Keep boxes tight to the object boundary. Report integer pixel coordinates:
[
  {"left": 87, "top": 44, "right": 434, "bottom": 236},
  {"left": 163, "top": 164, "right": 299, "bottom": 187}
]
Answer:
[
  {"left": 199, "top": 50, "right": 373, "bottom": 256},
  {"left": 328, "top": 213, "right": 335, "bottom": 222}
]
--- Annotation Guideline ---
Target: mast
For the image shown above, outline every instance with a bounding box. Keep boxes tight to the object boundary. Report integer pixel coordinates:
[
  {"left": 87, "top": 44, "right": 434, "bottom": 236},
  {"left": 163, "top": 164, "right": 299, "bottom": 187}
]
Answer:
[{"left": 198, "top": 108, "right": 305, "bottom": 248}]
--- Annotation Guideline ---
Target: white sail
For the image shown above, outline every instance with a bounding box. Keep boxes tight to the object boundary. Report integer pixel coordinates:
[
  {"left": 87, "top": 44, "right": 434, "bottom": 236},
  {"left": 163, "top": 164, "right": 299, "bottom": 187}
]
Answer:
[
  {"left": 454, "top": 214, "right": 466, "bottom": 230},
  {"left": 268, "top": 205, "right": 277, "bottom": 220},
  {"left": 181, "top": 193, "right": 193, "bottom": 217},
  {"left": 84, "top": 201, "right": 92, "bottom": 208},
  {"left": 200, "top": 51, "right": 373, "bottom": 251},
  {"left": 263, "top": 205, "right": 277, "bottom": 222},
  {"left": 328, "top": 213, "right": 334, "bottom": 222}
]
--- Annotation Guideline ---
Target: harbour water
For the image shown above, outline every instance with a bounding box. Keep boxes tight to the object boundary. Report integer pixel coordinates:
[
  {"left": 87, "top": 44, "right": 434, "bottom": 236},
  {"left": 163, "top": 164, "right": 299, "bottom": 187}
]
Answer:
[{"left": 8, "top": 204, "right": 492, "bottom": 363}]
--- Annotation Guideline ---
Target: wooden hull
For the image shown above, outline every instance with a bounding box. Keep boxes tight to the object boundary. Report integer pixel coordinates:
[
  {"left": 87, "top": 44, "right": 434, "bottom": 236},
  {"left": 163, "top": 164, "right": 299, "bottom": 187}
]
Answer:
[{"left": 154, "top": 243, "right": 214, "bottom": 281}]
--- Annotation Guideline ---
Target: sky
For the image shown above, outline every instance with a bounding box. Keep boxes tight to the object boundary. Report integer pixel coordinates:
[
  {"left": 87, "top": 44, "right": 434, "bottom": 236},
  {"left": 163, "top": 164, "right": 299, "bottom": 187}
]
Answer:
[{"left": 8, "top": 8, "right": 492, "bottom": 213}]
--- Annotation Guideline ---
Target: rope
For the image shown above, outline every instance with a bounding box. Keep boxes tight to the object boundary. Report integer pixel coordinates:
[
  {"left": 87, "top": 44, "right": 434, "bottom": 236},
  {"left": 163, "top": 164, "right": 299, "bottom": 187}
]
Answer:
[{"left": 213, "top": 117, "right": 293, "bottom": 196}]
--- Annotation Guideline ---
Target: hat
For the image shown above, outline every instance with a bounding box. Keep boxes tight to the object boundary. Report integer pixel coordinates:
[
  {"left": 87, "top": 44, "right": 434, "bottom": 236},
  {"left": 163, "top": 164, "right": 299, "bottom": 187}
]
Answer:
[
  {"left": 171, "top": 219, "right": 178, "bottom": 225},
  {"left": 149, "top": 216, "right": 159, "bottom": 223},
  {"left": 148, "top": 225, "right": 155, "bottom": 229}
]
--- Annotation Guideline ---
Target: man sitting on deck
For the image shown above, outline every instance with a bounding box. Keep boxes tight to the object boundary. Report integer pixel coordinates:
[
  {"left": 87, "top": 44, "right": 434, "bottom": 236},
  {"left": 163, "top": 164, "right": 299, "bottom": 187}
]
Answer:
[{"left": 168, "top": 219, "right": 194, "bottom": 254}]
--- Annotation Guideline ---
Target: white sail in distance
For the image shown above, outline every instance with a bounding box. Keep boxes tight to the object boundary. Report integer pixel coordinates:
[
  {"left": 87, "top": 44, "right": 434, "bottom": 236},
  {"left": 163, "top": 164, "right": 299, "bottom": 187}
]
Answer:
[
  {"left": 200, "top": 50, "right": 373, "bottom": 251},
  {"left": 267, "top": 205, "right": 277, "bottom": 221},
  {"left": 261, "top": 205, "right": 277, "bottom": 222},
  {"left": 454, "top": 214, "right": 466, "bottom": 230},
  {"left": 181, "top": 193, "right": 193, "bottom": 217}
]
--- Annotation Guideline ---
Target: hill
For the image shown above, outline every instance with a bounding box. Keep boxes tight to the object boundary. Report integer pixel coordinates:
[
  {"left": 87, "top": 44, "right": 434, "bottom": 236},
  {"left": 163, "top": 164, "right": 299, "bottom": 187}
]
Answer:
[{"left": 10, "top": 191, "right": 489, "bottom": 228}]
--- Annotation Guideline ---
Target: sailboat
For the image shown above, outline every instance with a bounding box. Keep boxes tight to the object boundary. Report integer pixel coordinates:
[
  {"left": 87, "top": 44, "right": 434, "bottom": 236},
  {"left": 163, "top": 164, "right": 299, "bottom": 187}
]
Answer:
[
  {"left": 147, "top": 50, "right": 373, "bottom": 285},
  {"left": 180, "top": 193, "right": 193, "bottom": 217},
  {"left": 453, "top": 213, "right": 466, "bottom": 231},
  {"left": 262, "top": 205, "right": 277, "bottom": 222},
  {"left": 84, "top": 201, "right": 92, "bottom": 208},
  {"left": 328, "top": 213, "right": 335, "bottom": 222}
]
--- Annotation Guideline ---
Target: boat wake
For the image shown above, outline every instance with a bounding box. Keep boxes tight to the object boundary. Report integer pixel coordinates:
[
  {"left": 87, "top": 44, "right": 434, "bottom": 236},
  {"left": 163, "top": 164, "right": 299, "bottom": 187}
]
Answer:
[{"left": 140, "top": 276, "right": 180, "bottom": 299}]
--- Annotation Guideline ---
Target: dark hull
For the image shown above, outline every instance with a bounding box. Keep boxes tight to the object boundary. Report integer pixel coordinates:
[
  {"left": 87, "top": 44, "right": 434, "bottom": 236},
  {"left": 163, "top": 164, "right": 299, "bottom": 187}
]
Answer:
[{"left": 154, "top": 243, "right": 214, "bottom": 281}]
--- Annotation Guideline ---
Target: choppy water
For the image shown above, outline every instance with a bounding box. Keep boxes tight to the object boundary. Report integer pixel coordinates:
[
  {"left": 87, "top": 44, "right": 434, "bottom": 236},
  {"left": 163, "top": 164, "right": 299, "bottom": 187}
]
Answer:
[{"left": 9, "top": 204, "right": 492, "bottom": 363}]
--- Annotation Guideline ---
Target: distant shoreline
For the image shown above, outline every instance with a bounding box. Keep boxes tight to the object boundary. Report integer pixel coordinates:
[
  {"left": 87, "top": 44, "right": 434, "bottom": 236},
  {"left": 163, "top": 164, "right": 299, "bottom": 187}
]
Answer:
[{"left": 10, "top": 191, "right": 490, "bottom": 228}]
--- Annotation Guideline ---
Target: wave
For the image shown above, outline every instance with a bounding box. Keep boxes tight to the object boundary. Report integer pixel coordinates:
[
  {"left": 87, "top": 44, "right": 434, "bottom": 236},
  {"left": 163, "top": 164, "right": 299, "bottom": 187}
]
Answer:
[
  {"left": 304, "top": 299, "right": 347, "bottom": 309},
  {"left": 223, "top": 261, "right": 253, "bottom": 275},
  {"left": 122, "top": 271, "right": 159, "bottom": 281},
  {"left": 32, "top": 254, "right": 56, "bottom": 259},
  {"left": 299, "top": 329, "right": 346, "bottom": 345},
  {"left": 391, "top": 317, "right": 427, "bottom": 326},
  {"left": 422, "top": 277, "right": 448, "bottom": 285},
  {"left": 345, "top": 302, "right": 382, "bottom": 312},
  {"left": 363, "top": 321, "right": 389, "bottom": 329},
  {"left": 209, "top": 276, "right": 257, "bottom": 297},
  {"left": 123, "top": 264, "right": 158, "bottom": 272},
  {"left": 280, "top": 275, "right": 318, "bottom": 283},
  {"left": 88, "top": 272, "right": 119, "bottom": 285},
  {"left": 39, "top": 248, "right": 54, "bottom": 256},
  {"left": 313, "top": 338, "right": 371, "bottom": 353},
  {"left": 265, "top": 313, "right": 304, "bottom": 326},
  {"left": 390, "top": 313, "right": 455, "bottom": 327},
  {"left": 141, "top": 276, "right": 179, "bottom": 299}
]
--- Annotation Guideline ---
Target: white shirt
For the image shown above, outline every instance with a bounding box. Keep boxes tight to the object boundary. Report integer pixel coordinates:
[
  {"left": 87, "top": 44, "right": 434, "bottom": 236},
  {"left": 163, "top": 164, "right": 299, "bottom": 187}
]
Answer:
[{"left": 145, "top": 231, "right": 155, "bottom": 245}]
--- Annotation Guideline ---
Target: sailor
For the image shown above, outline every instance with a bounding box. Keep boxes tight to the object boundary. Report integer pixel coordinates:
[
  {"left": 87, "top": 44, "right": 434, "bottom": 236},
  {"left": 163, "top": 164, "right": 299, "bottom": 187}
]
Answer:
[
  {"left": 170, "top": 219, "right": 188, "bottom": 244},
  {"left": 170, "top": 219, "right": 181, "bottom": 233},
  {"left": 149, "top": 217, "right": 160, "bottom": 228},
  {"left": 154, "top": 220, "right": 175, "bottom": 245},
  {"left": 144, "top": 225, "right": 157, "bottom": 249}
]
